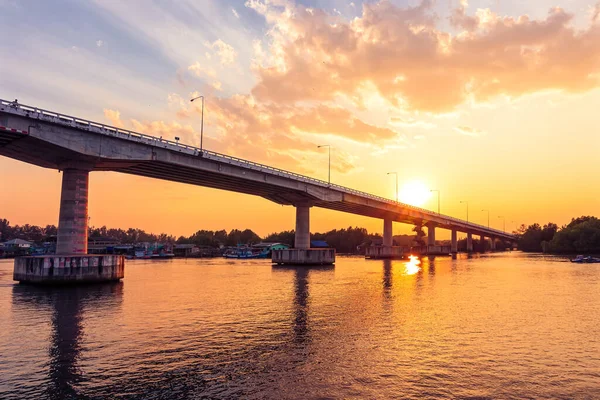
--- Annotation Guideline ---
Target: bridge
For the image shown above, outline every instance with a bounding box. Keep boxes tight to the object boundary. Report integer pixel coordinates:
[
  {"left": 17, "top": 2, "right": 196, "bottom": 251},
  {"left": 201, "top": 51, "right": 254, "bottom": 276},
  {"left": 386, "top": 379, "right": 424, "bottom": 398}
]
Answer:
[{"left": 0, "top": 98, "right": 514, "bottom": 281}]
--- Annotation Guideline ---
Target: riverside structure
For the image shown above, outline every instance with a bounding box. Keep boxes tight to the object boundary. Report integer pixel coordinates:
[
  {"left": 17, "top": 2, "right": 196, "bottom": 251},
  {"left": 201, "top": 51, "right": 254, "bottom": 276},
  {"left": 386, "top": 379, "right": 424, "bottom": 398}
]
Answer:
[{"left": 0, "top": 98, "right": 515, "bottom": 282}]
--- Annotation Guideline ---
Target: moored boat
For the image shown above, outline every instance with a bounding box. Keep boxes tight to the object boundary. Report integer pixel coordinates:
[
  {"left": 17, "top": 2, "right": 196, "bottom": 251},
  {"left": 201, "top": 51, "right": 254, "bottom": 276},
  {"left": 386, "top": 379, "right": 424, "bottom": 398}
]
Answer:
[
  {"left": 570, "top": 255, "right": 600, "bottom": 263},
  {"left": 223, "top": 247, "right": 269, "bottom": 259}
]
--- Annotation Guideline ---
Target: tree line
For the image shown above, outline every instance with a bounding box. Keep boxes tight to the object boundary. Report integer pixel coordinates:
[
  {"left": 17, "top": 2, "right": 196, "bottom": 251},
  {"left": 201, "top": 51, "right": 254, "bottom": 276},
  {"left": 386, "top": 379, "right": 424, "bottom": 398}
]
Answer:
[
  {"left": 1, "top": 219, "right": 420, "bottom": 254},
  {"left": 15, "top": 214, "right": 598, "bottom": 254},
  {"left": 515, "top": 216, "right": 600, "bottom": 254},
  {"left": 0, "top": 218, "right": 262, "bottom": 248}
]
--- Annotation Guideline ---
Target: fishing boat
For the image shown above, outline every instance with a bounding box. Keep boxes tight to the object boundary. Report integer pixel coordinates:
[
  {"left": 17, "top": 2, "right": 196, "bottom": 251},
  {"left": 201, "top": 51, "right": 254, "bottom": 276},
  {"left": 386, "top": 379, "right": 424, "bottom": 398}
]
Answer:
[
  {"left": 570, "top": 255, "right": 600, "bottom": 263},
  {"left": 223, "top": 246, "right": 270, "bottom": 259},
  {"left": 134, "top": 246, "right": 152, "bottom": 259},
  {"left": 150, "top": 251, "right": 175, "bottom": 259}
]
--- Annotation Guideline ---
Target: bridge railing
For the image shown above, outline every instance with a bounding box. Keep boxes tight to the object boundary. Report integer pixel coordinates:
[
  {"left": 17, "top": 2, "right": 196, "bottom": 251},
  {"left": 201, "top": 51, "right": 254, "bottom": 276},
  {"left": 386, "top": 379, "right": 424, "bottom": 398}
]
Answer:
[{"left": 0, "top": 98, "right": 512, "bottom": 238}]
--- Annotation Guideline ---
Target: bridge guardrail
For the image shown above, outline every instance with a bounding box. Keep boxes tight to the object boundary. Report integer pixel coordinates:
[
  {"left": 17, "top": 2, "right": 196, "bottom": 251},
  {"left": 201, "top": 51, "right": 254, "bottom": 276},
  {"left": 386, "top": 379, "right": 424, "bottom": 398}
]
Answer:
[{"left": 0, "top": 98, "right": 512, "bottom": 238}]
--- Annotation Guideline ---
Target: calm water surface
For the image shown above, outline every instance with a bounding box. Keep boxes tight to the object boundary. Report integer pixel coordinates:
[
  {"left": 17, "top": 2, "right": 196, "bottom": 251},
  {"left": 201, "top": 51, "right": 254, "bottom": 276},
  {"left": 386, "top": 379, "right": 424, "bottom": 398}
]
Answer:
[{"left": 0, "top": 253, "right": 598, "bottom": 399}]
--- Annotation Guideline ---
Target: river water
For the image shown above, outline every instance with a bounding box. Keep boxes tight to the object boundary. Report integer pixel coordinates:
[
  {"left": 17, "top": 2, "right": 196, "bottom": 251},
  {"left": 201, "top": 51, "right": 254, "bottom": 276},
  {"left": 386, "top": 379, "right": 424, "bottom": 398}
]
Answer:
[{"left": 0, "top": 253, "right": 598, "bottom": 399}]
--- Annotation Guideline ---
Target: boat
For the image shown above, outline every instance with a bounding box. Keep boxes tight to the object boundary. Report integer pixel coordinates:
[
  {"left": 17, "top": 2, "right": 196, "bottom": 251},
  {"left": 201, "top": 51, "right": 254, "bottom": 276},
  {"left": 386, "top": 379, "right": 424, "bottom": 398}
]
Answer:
[
  {"left": 150, "top": 251, "right": 175, "bottom": 259},
  {"left": 223, "top": 246, "right": 270, "bottom": 259},
  {"left": 570, "top": 255, "right": 600, "bottom": 263}
]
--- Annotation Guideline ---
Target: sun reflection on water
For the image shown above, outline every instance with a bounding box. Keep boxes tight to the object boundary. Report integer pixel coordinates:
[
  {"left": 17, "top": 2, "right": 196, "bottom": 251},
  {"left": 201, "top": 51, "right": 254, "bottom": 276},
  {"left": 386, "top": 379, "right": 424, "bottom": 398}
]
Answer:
[{"left": 404, "top": 255, "right": 421, "bottom": 275}]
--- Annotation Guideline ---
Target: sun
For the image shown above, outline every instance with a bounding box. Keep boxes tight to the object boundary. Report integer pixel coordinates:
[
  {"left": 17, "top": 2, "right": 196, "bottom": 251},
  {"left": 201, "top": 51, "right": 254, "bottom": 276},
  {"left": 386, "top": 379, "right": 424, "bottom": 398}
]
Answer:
[{"left": 399, "top": 180, "right": 431, "bottom": 207}]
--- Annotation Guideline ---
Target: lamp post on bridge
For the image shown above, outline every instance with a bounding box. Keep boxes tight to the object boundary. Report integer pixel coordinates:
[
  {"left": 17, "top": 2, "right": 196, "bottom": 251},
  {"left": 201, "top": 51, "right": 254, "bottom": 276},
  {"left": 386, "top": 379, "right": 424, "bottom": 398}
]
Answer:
[
  {"left": 387, "top": 172, "right": 398, "bottom": 202},
  {"left": 481, "top": 209, "right": 490, "bottom": 228},
  {"left": 430, "top": 189, "right": 440, "bottom": 215},
  {"left": 190, "top": 94, "right": 205, "bottom": 152},
  {"left": 498, "top": 216, "right": 506, "bottom": 232},
  {"left": 460, "top": 200, "right": 469, "bottom": 224},
  {"left": 318, "top": 144, "right": 331, "bottom": 185}
]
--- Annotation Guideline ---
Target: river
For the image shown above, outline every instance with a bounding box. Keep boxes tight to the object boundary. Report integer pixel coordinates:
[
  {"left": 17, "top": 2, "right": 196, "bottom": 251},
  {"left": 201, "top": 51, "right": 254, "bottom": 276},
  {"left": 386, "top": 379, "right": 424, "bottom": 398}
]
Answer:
[{"left": 0, "top": 253, "right": 598, "bottom": 399}]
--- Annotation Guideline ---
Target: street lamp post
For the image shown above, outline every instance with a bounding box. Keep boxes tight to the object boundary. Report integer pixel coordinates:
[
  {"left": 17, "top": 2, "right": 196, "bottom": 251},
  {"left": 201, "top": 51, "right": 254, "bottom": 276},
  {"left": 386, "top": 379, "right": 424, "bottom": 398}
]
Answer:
[
  {"left": 387, "top": 172, "right": 398, "bottom": 202},
  {"left": 431, "top": 190, "right": 440, "bottom": 214},
  {"left": 190, "top": 95, "right": 205, "bottom": 152},
  {"left": 318, "top": 145, "right": 331, "bottom": 185},
  {"left": 481, "top": 209, "right": 490, "bottom": 228},
  {"left": 460, "top": 200, "right": 469, "bottom": 224},
  {"left": 498, "top": 216, "right": 506, "bottom": 232}
]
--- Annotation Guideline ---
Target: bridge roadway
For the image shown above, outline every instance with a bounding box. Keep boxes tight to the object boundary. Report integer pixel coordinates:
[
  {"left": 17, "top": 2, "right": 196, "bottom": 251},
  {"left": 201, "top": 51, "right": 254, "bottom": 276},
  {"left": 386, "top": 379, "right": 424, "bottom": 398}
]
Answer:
[{"left": 0, "top": 98, "right": 514, "bottom": 268}]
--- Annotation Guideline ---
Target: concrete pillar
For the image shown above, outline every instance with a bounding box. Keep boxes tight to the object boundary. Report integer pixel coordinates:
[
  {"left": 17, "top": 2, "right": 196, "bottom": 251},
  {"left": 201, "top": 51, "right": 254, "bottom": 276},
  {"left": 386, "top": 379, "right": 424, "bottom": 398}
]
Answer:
[
  {"left": 428, "top": 225, "right": 436, "bottom": 246},
  {"left": 383, "top": 218, "right": 393, "bottom": 247},
  {"left": 490, "top": 238, "right": 496, "bottom": 251},
  {"left": 451, "top": 230, "right": 458, "bottom": 253},
  {"left": 466, "top": 232, "right": 473, "bottom": 253},
  {"left": 56, "top": 169, "right": 89, "bottom": 255},
  {"left": 294, "top": 206, "right": 311, "bottom": 249},
  {"left": 480, "top": 235, "right": 486, "bottom": 252}
]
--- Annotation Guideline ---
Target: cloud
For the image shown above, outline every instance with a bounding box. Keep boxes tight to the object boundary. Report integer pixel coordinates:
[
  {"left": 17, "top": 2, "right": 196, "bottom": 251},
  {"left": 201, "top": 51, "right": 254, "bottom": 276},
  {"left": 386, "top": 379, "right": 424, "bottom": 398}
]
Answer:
[
  {"left": 450, "top": 0, "right": 478, "bottom": 31},
  {"left": 100, "top": 96, "right": 384, "bottom": 175},
  {"left": 103, "top": 109, "right": 124, "bottom": 128},
  {"left": 205, "top": 39, "right": 237, "bottom": 66},
  {"left": 232, "top": 8, "right": 240, "bottom": 19},
  {"left": 130, "top": 119, "right": 199, "bottom": 146},
  {"left": 188, "top": 62, "right": 217, "bottom": 78},
  {"left": 454, "top": 125, "right": 484, "bottom": 137},
  {"left": 591, "top": 3, "right": 600, "bottom": 23},
  {"left": 208, "top": 94, "right": 399, "bottom": 145},
  {"left": 96, "top": 40, "right": 104, "bottom": 47},
  {"left": 246, "top": 1, "right": 600, "bottom": 113},
  {"left": 389, "top": 116, "right": 436, "bottom": 129}
]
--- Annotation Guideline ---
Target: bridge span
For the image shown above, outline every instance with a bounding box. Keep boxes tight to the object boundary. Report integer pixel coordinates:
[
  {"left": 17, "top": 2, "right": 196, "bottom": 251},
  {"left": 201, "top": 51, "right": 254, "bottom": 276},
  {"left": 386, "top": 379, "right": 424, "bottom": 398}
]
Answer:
[{"left": 1, "top": 98, "right": 514, "bottom": 279}]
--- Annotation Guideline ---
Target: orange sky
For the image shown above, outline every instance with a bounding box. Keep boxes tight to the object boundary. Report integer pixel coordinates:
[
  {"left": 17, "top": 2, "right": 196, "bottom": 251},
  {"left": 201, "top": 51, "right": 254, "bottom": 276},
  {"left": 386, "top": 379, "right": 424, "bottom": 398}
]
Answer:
[{"left": 1, "top": 0, "right": 600, "bottom": 239}]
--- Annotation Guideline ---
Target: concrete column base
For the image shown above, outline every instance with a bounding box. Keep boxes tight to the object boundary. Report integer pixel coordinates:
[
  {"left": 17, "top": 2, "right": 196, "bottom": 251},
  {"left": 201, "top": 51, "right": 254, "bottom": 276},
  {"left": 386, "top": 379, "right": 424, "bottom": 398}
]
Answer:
[
  {"left": 14, "top": 255, "right": 124, "bottom": 285},
  {"left": 426, "top": 245, "right": 452, "bottom": 255},
  {"left": 272, "top": 249, "right": 335, "bottom": 265},
  {"left": 365, "top": 246, "right": 407, "bottom": 259}
]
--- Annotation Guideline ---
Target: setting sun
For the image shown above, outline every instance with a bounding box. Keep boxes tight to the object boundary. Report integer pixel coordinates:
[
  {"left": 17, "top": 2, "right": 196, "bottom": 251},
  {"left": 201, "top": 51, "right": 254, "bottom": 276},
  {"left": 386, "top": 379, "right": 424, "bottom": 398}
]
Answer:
[{"left": 399, "top": 180, "right": 431, "bottom": 207}]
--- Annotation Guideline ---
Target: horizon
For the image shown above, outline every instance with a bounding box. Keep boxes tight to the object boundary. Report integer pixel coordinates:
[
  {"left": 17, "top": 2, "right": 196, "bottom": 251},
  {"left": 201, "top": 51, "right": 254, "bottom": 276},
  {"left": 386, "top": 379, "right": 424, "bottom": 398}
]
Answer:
[{"left": 2, "top": 0, "right": 600, "bottom": 239}]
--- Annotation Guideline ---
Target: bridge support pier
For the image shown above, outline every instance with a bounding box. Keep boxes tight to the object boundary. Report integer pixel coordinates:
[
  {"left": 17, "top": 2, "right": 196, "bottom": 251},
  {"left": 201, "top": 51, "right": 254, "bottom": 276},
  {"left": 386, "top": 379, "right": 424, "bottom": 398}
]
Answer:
[
  {"left": 425, "top": 224, "right": 446, "bottom": 255},
  {"left": 383, "top": 218, "right": 393, "bottom": 247},
  {"left": 365, "top": 218, "right": 405, "bottom": 259},
  {"left": 451, "top": 230, "right": 458, "bottom": 254},
  {"left": 467, "top": 233, "right": 473, "bottom": 253},
  {"left": 294, "top": 205, "right": 311, "bottom": 249},
  {"left": 428, "top": 225, "right": 436, "bottom": 246},
  {"left": 13, "top": 169, "right": 124, "bottom": 284},
  {"left": 480, "top": 235, "right": 486, "bottom": 253},
  {"left": 273, "top": 205, "right": 335, "bottom": 266},
  {"left": 490, "top": 238, "right": 496, "bottom": 251},
  {"left": 56, "top": 168, "right": 89, "bottom": 254}
]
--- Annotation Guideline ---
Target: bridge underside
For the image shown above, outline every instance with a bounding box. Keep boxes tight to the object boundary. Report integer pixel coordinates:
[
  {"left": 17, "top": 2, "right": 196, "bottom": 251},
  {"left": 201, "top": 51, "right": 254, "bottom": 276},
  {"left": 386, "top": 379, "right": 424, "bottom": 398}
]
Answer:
[{"left": 0, "top": 130, "right": 428, "bottom": 224}]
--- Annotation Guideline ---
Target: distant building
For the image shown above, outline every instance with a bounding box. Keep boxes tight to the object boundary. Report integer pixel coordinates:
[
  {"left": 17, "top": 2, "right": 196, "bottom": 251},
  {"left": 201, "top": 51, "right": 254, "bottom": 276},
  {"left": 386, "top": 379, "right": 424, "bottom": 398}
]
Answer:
[
  {"left": 0, "top": 239, "right": 33, "bottom": 257},
  {"left": 253, "top": 242, "right": 290, "bottom": 251},
  {"left": 88, "top": 237, "right": 122, "bottom": 254},
  {"left": 3, "top": 239, "right": 33, "bottom": 248},
  {"left": 174, "top": 244, "right": 200, "bottom": 257}
]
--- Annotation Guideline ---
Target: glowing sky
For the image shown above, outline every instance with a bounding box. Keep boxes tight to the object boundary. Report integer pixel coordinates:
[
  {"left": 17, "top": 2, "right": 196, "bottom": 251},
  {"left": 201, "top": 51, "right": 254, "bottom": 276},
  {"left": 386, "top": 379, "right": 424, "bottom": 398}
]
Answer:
[{"left": 1, "top": 0, "right": 599, "bottom": 238}]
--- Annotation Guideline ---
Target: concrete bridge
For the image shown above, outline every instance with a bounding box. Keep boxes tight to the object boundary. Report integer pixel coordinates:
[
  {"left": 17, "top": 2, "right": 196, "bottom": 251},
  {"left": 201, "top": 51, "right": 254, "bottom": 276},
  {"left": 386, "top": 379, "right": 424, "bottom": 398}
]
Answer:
[{"left": 0, "top": 98, "right": 514, "bottom": 281}]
